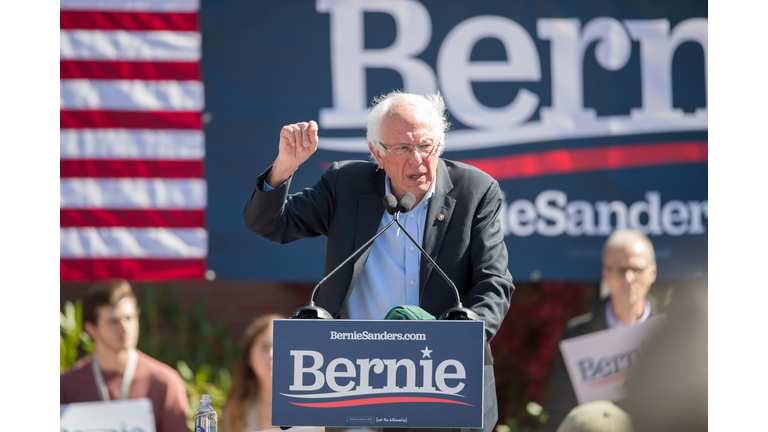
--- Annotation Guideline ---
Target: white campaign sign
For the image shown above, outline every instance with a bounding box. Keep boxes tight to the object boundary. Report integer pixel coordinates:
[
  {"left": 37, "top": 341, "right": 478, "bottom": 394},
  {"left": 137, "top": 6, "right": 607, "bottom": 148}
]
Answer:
[
  {"left": 559, "top": 314, "right": 665, "bottom": 404},
  {"left": 60, "top": 398, "right": 156, "bottom": 432}
]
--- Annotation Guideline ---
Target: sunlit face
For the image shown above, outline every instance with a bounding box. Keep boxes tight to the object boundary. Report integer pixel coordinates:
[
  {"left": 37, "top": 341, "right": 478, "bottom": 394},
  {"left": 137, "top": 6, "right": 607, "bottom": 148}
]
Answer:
[
  {"left": 86, "top": 297, "right": 140, "bottom": 353},
  {"left": 370, "top": 104, "right": 440, "bottom": 206},
  {"left": 249, "top": 325, "right": 274, "bottom": 387},
  {"left": 602, "top": 240, "right": 657, "bottom": 309}
]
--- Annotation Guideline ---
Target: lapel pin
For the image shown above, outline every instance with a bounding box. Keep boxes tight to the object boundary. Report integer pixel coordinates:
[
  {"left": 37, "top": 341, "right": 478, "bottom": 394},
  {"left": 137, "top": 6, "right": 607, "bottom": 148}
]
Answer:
[{"left": 438, "top": 214, "right": 445, "bottom": 221}]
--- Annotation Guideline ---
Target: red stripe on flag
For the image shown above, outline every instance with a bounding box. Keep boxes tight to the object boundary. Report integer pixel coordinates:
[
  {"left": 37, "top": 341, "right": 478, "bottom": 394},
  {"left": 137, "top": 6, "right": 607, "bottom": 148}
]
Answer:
[
  {"left": 61, "top": 209, "right": 205, "bottom": 228},
  {"left": 61, "top": 60, "right": 201, "bottom": 80},
  {"left": 462, "top": 141, "right": 708, "bottom": 180},
  {"left": 61, "top": 160, "right": 204, "bottom": 178},
  {"left": 61, "top": 110, "right": 202, "bottom": 130},
  {"left": 61, "top": 258, "right": 206, "bottom": 281},
  {"left": 290, "top": 397, "right": 474, "bottom": 408},
  {"left": 60, "top": 10, "right": 198, "bottom": 31}
]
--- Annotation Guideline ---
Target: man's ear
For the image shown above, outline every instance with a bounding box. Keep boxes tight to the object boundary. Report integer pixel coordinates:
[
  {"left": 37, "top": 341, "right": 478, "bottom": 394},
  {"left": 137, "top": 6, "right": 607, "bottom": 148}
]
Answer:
[
  {"left": 648, "top": 262, "right": 658, "bottom": 284},
  {"left": 84, "top": 321, "right": 98, "bottom": 341},
  {"left": 369, "top": 143, "right": 382, "bottom": 165}
]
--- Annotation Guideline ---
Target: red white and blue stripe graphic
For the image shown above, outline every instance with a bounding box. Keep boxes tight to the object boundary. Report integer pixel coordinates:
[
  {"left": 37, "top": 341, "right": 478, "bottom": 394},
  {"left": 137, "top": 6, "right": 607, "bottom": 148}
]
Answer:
[
  {"left": 289, "top": 396, "right": 474, "bottom": 408},
  {"left": 61, "top": 0, "right": 206, "bottom": 280},
  {"left": 462, "top": 141, "right": 708, "bottom": 180}
]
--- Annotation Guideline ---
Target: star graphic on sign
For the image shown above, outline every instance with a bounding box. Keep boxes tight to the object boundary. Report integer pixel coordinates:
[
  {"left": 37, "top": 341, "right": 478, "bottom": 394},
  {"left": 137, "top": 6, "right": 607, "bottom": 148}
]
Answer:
[{"left": 421, "top": 346, "right": 433, "bottom": 358}]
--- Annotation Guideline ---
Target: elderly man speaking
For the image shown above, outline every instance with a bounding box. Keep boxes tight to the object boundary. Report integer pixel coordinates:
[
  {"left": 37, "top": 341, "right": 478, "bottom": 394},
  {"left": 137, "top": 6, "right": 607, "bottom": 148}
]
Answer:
[{"left": 243, "top": 91, "right": 515, "bottom": 431}]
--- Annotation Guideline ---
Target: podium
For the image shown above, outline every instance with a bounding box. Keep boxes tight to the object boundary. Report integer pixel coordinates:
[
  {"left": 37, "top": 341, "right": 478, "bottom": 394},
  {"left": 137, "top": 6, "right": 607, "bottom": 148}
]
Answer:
[{"left": 272, "top": 319, "right": 485, "bottom": 429}]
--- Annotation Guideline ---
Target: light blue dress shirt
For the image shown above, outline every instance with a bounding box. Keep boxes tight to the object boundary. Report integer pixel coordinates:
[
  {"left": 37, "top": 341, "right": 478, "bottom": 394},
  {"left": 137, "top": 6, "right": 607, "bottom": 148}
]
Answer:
[{"left": 342, "top": 174, "right": 436, "bottom": 319}]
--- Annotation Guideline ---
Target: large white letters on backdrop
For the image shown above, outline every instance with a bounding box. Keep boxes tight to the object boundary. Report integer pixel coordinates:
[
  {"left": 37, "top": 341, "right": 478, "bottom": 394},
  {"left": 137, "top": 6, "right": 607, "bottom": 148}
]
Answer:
[{"left": 314, "top": 0, "right": 708, "bottom": 152}]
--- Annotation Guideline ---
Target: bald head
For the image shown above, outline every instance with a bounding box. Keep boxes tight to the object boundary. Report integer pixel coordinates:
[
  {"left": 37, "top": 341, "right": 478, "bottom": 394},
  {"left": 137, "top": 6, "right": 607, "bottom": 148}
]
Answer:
[{"left": 603, "top": 229, "right": 655, "bottom": 264}]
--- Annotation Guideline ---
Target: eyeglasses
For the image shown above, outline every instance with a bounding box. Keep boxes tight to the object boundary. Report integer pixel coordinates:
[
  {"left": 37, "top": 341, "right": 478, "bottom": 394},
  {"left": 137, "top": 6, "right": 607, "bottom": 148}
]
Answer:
[
  {"left": 378, "top": 141, "right": 440, "bottom": 159},
  {"left": 604, "top": 266, "right": 649, "bottom": 278}
]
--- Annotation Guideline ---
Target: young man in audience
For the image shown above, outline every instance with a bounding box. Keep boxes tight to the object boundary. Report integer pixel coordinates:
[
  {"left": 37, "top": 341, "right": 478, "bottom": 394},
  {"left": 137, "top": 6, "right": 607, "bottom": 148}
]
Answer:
[{"left": 61, "top": 279, "right": 190, "bottom": 432}]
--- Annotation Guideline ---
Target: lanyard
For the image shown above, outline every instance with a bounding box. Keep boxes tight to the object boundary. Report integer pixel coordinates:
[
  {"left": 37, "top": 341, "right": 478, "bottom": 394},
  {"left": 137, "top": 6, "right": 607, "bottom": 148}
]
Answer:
[{"left": 92, "top": 348, "right": 139, "bottom": 401}]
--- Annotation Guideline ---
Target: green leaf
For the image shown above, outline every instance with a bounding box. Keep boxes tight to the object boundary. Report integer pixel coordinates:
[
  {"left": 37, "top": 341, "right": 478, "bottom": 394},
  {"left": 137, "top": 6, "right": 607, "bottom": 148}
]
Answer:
[
  {"left": 216, "top": 367, "right": 231, "bottom": 391},
  {"left": 194, "top": 363, "right": 210, "bottom": 384},
  {"left": 177, "top": 360, "right": 194, "bottom": 382}
]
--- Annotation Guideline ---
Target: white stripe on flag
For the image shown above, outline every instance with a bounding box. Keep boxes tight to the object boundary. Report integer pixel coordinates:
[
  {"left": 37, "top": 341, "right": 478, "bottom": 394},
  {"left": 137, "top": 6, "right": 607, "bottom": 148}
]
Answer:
[
  {"left": 61, "top": 227, "right": 207, "bottom": 258},
  {"left": 61, "top": 178, "right": 207, "bottom": 209},
  {"left": 61, "top": 80, "right": 204, "bottom": 112},
  {"left": 61, "top": 30, "right": 201, "bottom": 61},
  {"left": 60, "top": 0, "right": 199, "bottom": 11},
  {"left": 61, "top": 129, "right": 205, "bottom": 160}
]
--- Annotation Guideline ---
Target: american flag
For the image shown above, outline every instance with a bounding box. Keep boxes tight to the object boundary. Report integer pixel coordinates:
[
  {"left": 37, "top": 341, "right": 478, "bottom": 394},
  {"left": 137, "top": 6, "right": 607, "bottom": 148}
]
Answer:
[{"left": 60, "top": 0, "right": 207, "bottom": 281}]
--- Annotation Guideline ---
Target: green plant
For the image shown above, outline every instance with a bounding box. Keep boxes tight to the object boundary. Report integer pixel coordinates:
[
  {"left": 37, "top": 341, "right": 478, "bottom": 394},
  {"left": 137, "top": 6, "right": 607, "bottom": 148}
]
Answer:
[
  {"left": 134, "top": 283, "right": 238, "bottom": 425},
  {"left": 135, "top": 283, "right": 238, "bottom": 372},
  {"left": 60, "top": 300, "right": 94, "bottom": 373}
]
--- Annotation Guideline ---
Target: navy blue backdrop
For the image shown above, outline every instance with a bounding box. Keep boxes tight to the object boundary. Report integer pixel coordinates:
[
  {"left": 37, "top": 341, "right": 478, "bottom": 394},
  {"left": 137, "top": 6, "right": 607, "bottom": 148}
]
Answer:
[{"left": 200, "top": 0, "right": 707, "bottom": 281}]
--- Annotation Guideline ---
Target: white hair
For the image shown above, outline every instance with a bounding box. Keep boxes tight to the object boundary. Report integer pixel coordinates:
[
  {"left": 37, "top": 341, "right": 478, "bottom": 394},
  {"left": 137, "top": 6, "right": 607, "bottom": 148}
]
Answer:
[
  {"left": 365, "top": 90, "right": 451, "bottom": 161},
  {"left": 603, "top": 229, "right": 656, "bottom": 264}
]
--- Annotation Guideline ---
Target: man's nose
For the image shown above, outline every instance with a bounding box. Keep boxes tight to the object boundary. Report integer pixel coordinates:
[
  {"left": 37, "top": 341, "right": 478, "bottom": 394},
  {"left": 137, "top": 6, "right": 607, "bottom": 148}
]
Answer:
[
  {"left": 406, "top": 147, "right": 423, "bottom": 164},
  {"left": 622, "top": 268, "right": 638, "bottom": 282},
  {"left": 119, "top": 317, "right": 132, "bottom": 332}
]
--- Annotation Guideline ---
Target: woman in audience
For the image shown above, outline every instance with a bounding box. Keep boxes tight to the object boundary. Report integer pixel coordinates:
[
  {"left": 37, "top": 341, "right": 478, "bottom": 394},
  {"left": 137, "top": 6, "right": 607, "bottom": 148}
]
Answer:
[{"left": 221, "top": 313, "right": 285, "bottom": 432}]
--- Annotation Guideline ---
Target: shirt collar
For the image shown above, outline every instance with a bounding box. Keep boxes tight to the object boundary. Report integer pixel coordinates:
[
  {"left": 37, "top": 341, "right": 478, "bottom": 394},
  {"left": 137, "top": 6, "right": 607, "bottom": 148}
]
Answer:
[{"left": 606, "top": 298, "right": 652, "bottom": 328}]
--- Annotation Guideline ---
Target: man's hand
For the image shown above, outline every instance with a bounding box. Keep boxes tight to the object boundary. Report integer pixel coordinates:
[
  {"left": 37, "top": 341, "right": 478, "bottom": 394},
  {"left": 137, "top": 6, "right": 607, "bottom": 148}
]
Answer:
[{"left": 267, "top": 120, "right": 319, "bottom": 187}]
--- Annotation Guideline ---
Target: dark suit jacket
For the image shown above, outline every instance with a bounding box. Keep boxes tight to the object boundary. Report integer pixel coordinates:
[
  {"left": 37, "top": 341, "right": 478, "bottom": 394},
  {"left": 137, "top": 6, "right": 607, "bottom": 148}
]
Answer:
[
  {"left": 243, "top": 158, "right": 515, "bottom": 432},
  {"left": 544, "top": 298, "right": 659, "bottom": 432}
]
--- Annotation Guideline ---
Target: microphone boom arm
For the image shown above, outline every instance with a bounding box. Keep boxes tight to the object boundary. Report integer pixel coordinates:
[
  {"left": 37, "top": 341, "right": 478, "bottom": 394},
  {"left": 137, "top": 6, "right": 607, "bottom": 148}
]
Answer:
[
  {"left": 306, "top": 216, "right": 398, "bottom": 307},
  {"left": 393, "top": 218, "right": 480, "bottom": 321},
  {"left": 393, "top": 219, "right": 457, "bottom": 299},
  {"left": 292, "top": 193, "right": 402, "bottom": 320}
]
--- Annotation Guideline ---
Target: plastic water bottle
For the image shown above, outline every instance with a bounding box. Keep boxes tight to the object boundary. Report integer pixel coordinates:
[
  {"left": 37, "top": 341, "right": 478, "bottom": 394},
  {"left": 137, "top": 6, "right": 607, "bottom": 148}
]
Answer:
[{"left": 194, "top": 394, "right": 217, "bottom": 432}]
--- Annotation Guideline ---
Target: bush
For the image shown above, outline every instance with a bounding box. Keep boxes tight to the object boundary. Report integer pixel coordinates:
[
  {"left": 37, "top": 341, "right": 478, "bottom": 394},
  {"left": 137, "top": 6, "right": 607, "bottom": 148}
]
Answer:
[{"left": 135, "top": 283, "right": 237, "bottom": 428}]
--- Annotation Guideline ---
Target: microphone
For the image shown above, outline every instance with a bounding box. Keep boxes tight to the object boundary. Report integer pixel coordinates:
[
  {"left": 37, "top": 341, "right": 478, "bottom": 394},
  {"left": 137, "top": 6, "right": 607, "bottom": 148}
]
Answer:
[
  {"left": 291, "top": 194, "right": 403, "bottom": 319},
  {"left": 393, "top": 193, "right": 481, "bottom": 321},
  {"left": 384, "top": 194, "right": 399, "bottom": 215},
  {"left": 396, "top": 193, "right": 416, "bottom": 213}
]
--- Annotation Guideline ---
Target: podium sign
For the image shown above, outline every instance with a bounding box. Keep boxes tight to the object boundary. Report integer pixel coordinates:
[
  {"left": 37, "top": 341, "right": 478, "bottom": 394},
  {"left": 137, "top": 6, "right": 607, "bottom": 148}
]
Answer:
[{"left": 272, "top": 319, "right": 485, "bottom": 428}]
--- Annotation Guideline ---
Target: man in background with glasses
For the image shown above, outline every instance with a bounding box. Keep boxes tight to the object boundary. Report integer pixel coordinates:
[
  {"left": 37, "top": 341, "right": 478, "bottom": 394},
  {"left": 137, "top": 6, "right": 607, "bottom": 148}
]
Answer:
[
  {"left": 544, "top": 229, "right": 658, "bottom": 431},
  {"left": 243, "top": 90, "right": 515, "bottom": 432}
]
